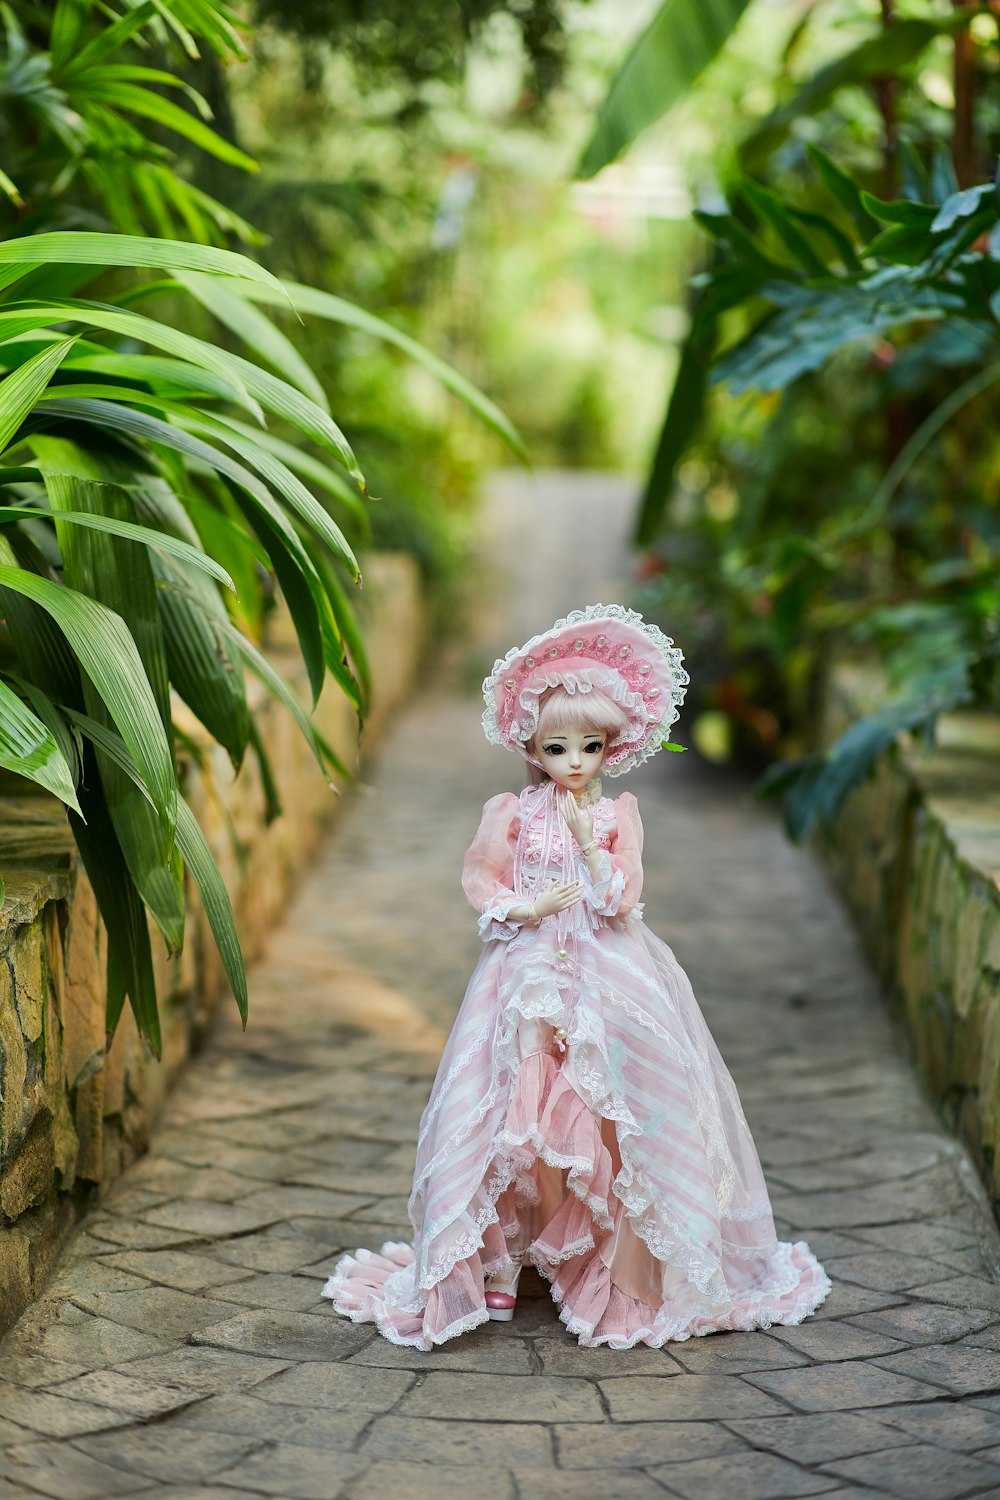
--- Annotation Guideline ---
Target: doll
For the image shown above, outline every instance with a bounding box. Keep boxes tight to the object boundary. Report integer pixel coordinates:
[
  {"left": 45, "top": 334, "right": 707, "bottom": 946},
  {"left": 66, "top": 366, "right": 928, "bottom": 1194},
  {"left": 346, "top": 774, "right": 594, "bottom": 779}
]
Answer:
[{"left": 323, "top": 604, "right": 831, "bottom": 1349}]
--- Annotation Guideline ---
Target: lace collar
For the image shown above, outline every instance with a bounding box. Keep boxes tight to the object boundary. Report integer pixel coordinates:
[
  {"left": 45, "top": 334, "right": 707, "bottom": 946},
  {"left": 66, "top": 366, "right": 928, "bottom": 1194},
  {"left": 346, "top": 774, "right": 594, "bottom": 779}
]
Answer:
[
  {"left": 525, "top": 776, "right": 604, "bottom": 808},
  {"left": 573, "top": 776, "right": 604, "bottom": 810}
]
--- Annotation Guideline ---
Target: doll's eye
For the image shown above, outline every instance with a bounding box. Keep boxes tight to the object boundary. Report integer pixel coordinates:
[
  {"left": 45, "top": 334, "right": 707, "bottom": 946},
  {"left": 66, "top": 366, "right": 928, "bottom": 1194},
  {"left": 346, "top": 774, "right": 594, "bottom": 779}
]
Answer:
[
  {"left": 585, "top": 741, "right": 604, "bottom": 755},
  {"left": 542, "top": 744, "right": 565, "bottom": 756}
]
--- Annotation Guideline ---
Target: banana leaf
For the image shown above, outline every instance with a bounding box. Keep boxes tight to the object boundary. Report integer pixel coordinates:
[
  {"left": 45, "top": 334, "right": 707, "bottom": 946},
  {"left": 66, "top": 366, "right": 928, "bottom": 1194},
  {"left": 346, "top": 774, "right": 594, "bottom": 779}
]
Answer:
[
  {"left": 39, "top": 458, "right": 185, "bottom": 952},
  {"left": 236, "top": 279, "right": 528, "bottom": 463},
  {"left": 0, "top": 336, "right": 77, "bottom": 454},
  {"left": 0, "top": 676, "right": 81, "bottom": 811},
  {"left": 577, "top": 0, "right": 753, "bottom": 179},
  {"left": 0, "top": 232, "right": 286, "bottom": 297},
  {"left": 64, "top": 708, "right": 248, "bottom": 1026},
  {"left": 174, "top": 268, "right": 328, "bottom": 411},
  {"left": 0, "top": 557, "right": 176, "bottom": 835}
]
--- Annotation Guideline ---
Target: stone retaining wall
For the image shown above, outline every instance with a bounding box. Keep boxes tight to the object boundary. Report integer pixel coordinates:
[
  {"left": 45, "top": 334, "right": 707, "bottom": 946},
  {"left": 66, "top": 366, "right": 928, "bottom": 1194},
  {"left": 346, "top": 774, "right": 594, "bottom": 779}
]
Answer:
[
  {"left": 0, "top": 555, "right": 425, "bottom": 1333},
  {"left": 819, "top": 665, "right": 1000, "bottom": 1213}
]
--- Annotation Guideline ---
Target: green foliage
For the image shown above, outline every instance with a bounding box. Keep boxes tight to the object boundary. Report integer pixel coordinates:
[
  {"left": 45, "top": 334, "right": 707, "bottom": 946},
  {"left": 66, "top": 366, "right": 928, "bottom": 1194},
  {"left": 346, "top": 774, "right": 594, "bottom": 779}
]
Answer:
[
  {"left": 236, "top": 279, "right": 528, "bottom": 464},
  {"left": 600, "top": 0, "right": 1000, "bottom": 841},
  {"left": 737, "top": 16, "right": 969, "bottom": 175},
  {"left": 577, "top": 0, "right": 969, "bottom": 182},
  {"left": 0, "top": 1, "right": 523, "bottom": 1054},
  {"left": 0, "top": 236, "right": 365, "bottom": 1046},
  {"left": 0, "top": 673, "right": 82, "bottom": 811},
  {"left": 639, "top": 151, "right": 1000, "bottom": 820},
  {"left": 756, "top": 645, "right": 988, "bottom": 842},
  {"left": 166, "top": 3, "right": 550, "bottom": 593},
  {"left": 251, "top": 0, "right": 577, "bottom": 104},
  {"left": 578, "top": 0, "right": 754, "bottom": 179},
  {"left": 0, "top": 0, "right": 257, "bottom": 242},
  {"left": 643, "top": 157, "right": 1000, "bottom": 538}
]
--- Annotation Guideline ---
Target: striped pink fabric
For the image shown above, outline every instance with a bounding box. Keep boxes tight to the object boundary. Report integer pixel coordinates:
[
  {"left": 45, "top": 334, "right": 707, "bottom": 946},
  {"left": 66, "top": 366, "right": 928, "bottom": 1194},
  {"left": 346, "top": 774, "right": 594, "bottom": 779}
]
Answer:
[{"left": 323, "top": 783, "right": 831, "bottom": 1349}]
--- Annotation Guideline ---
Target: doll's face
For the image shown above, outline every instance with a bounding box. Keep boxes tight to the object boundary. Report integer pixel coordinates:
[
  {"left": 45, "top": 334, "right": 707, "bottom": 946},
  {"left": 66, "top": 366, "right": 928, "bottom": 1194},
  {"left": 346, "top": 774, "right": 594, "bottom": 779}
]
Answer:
[{"left": 535, "top": 726, "right": 607, "bottom": 793}]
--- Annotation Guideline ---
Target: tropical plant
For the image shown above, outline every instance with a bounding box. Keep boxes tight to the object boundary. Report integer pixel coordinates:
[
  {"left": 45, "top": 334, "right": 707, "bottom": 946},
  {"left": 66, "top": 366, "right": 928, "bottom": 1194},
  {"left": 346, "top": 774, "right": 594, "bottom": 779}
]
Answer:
[
  {"left": 578, "top": 0, "right": 984, "bottom": 188},
  {"left": 251, "top": 0, "right": 581, "bottom": 103},
  {"left": 1, "top": 0, "right": 260, "bottom": 243},
  {"left": 0, "top": 2, "right": 524, "bottom": 1056},
  {"left": 698, "top": 165, "right": 1000, "bottom": 835},
  {"left": 577, "top": 0, "right": 755, "bottom": 181},
  {"left": 583, "top": 0, "right": 985, "bottom": 543},
  {"left": 0, "top": 233, "right": 377, "bottom": 1055},
  {"left": 580, "top": 0, "right": 1000, "bottom": 838}
]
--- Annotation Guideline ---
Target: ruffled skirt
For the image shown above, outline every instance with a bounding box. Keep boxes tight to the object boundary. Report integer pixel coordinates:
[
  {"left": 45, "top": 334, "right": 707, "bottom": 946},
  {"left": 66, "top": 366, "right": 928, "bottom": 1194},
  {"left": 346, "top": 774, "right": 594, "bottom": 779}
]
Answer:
[{"left": 323, "top": 917, "right": 831, "bottom": 1349}]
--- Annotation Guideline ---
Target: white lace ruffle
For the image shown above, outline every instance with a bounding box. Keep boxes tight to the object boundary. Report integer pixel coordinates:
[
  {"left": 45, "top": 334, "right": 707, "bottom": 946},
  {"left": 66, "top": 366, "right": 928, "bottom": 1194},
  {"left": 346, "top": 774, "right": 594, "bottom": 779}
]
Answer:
[
  {"left": 416, "top": 937, "right": 793, "bottom": 1323},
  {"left": 541, "top": 1246, "right": 832, "bottom": 1350},
  {"left": 478, "top": 888, "right": 524, "bottom": 942},
  {"left": 475, "top": 788, "right": 624, "bottom": 946},
  {"left": 583, "top": 849, "right": 625, "bottom": 918},
  {"left": 322, "top": 1248, "right": 493, "bottom": 1348}
]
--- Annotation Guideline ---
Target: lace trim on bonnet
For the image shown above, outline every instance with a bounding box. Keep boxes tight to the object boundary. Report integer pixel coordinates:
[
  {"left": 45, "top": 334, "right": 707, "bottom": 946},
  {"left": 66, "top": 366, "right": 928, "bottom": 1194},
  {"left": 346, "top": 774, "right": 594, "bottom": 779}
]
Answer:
[{"left": 481, "top": 604, "right": 689, "bottom": 777}]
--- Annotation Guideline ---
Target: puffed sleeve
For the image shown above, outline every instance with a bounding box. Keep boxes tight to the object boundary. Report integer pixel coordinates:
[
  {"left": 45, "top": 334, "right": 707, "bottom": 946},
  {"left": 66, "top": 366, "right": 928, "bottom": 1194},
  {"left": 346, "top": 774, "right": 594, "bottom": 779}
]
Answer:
[
  {"left": 585, "top": 791, "right": 644, "bottom": 920},
  {"left": 461, "top": 793, "right": 523, "bottom": 942}
]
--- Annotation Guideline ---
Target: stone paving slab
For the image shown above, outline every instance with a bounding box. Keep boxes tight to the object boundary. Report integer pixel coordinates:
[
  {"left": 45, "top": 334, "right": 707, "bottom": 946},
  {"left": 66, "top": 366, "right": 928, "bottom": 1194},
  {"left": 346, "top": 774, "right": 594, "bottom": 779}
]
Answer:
[{"left": 2, "top": 473, "right": 1000, "bottom": 1499}]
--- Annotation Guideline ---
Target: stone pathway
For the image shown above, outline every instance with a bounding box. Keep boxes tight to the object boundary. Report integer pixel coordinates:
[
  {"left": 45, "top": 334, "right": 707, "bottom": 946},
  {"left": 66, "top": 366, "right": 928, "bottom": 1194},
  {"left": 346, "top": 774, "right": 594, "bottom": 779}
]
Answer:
[{"left": 3, "top": 472, "right": 1000, "bottom": 1500}]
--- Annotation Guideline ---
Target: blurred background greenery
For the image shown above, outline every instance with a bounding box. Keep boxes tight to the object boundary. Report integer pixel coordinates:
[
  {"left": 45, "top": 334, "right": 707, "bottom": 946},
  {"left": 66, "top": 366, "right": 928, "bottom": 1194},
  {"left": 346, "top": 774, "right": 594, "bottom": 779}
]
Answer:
[
  {"left": 190, "top": 0, "right": 1000, "bottom": 830},
  {"left": 588, "top": 0, "right": 1000, "bottom": 836},
  {"left": 206, "top": 0, "right": 691, "bottom": 601}
]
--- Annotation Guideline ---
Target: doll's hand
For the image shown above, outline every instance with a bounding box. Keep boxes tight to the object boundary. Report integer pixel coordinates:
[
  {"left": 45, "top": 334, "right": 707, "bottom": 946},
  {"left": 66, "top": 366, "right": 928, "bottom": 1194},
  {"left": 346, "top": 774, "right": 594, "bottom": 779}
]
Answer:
[
  {"left": 533, "top": 879, "right": 584, "bottom": 919},
  {"left": 560, "top": 790, "right": 594, "bottom": 850}
]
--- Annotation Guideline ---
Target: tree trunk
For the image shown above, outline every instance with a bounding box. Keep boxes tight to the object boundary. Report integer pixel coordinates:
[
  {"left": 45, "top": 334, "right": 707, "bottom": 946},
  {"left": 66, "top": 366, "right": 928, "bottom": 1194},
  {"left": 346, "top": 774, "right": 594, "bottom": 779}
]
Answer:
[
  {"left": 953, "top": 0, "right": 977, "bottom": 188},
  {"left": 874, "top": 0, "right": 897, "bottom": 199}
]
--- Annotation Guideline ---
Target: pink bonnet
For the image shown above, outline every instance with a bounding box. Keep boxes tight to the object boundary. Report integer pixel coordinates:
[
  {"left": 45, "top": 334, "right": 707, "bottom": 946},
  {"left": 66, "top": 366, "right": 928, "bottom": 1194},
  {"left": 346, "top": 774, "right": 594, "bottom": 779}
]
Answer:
[{"left": 481, "top": 604, "right": 689, "bottom": 777}]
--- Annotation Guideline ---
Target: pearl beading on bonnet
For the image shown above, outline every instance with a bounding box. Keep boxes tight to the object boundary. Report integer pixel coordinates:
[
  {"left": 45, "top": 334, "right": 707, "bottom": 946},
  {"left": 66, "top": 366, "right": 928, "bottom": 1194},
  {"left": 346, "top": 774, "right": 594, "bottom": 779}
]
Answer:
[{"left": 481, "top": 603, "right": 689, "bottom": 777}]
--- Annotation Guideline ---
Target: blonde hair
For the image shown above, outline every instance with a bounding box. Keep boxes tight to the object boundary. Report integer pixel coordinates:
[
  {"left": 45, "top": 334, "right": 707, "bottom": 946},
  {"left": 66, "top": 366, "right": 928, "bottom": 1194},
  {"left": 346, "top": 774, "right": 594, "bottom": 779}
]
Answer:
[{"left": 525, "top": 685, "right": 628, "bottom": 785}]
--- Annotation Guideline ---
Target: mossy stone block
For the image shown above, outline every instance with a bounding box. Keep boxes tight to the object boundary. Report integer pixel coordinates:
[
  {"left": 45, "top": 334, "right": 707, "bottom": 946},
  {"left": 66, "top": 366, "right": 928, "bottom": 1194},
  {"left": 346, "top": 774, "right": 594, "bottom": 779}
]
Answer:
[{"left": 0, "top": 1113, "right": 55, "bottom": 1217}]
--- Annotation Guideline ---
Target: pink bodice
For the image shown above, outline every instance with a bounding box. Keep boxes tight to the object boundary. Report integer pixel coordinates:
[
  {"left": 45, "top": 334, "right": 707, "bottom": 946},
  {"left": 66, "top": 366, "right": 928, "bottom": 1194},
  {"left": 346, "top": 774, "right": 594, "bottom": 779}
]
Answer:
[
  {"left": 519, "top": 797, "right": 615, "bottom": 870},
  {"left": 461, "top": 782, "right": 645, "bottom": 941}
]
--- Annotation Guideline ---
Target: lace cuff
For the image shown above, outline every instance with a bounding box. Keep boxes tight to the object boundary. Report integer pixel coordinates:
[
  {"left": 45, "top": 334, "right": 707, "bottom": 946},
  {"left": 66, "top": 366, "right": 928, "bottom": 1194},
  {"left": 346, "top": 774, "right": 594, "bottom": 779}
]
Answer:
[
  {"left": 584, "top": 850, "right": 626, "bottom": 918},
  {"left": 478, "top": 889, "right": 525, "bottom": 942}
]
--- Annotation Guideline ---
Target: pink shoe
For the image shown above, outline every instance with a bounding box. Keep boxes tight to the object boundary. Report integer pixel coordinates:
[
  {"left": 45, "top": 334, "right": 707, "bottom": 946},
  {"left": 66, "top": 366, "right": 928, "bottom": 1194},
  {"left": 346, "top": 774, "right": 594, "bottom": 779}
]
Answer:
[
  {"left": 485, "top": 1291, "right": 516, "bottom": 1322},
  {"left": 485, "top": 1252, "right": 522, "bottom": 1321}
]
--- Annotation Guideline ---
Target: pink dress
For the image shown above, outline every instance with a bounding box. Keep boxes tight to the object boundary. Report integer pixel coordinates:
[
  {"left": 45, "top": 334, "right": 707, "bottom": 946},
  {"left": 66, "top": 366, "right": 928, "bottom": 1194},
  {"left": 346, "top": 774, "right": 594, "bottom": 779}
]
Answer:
[{"left": 323, "top": 780, "right": 831, "bottom": 1349}]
